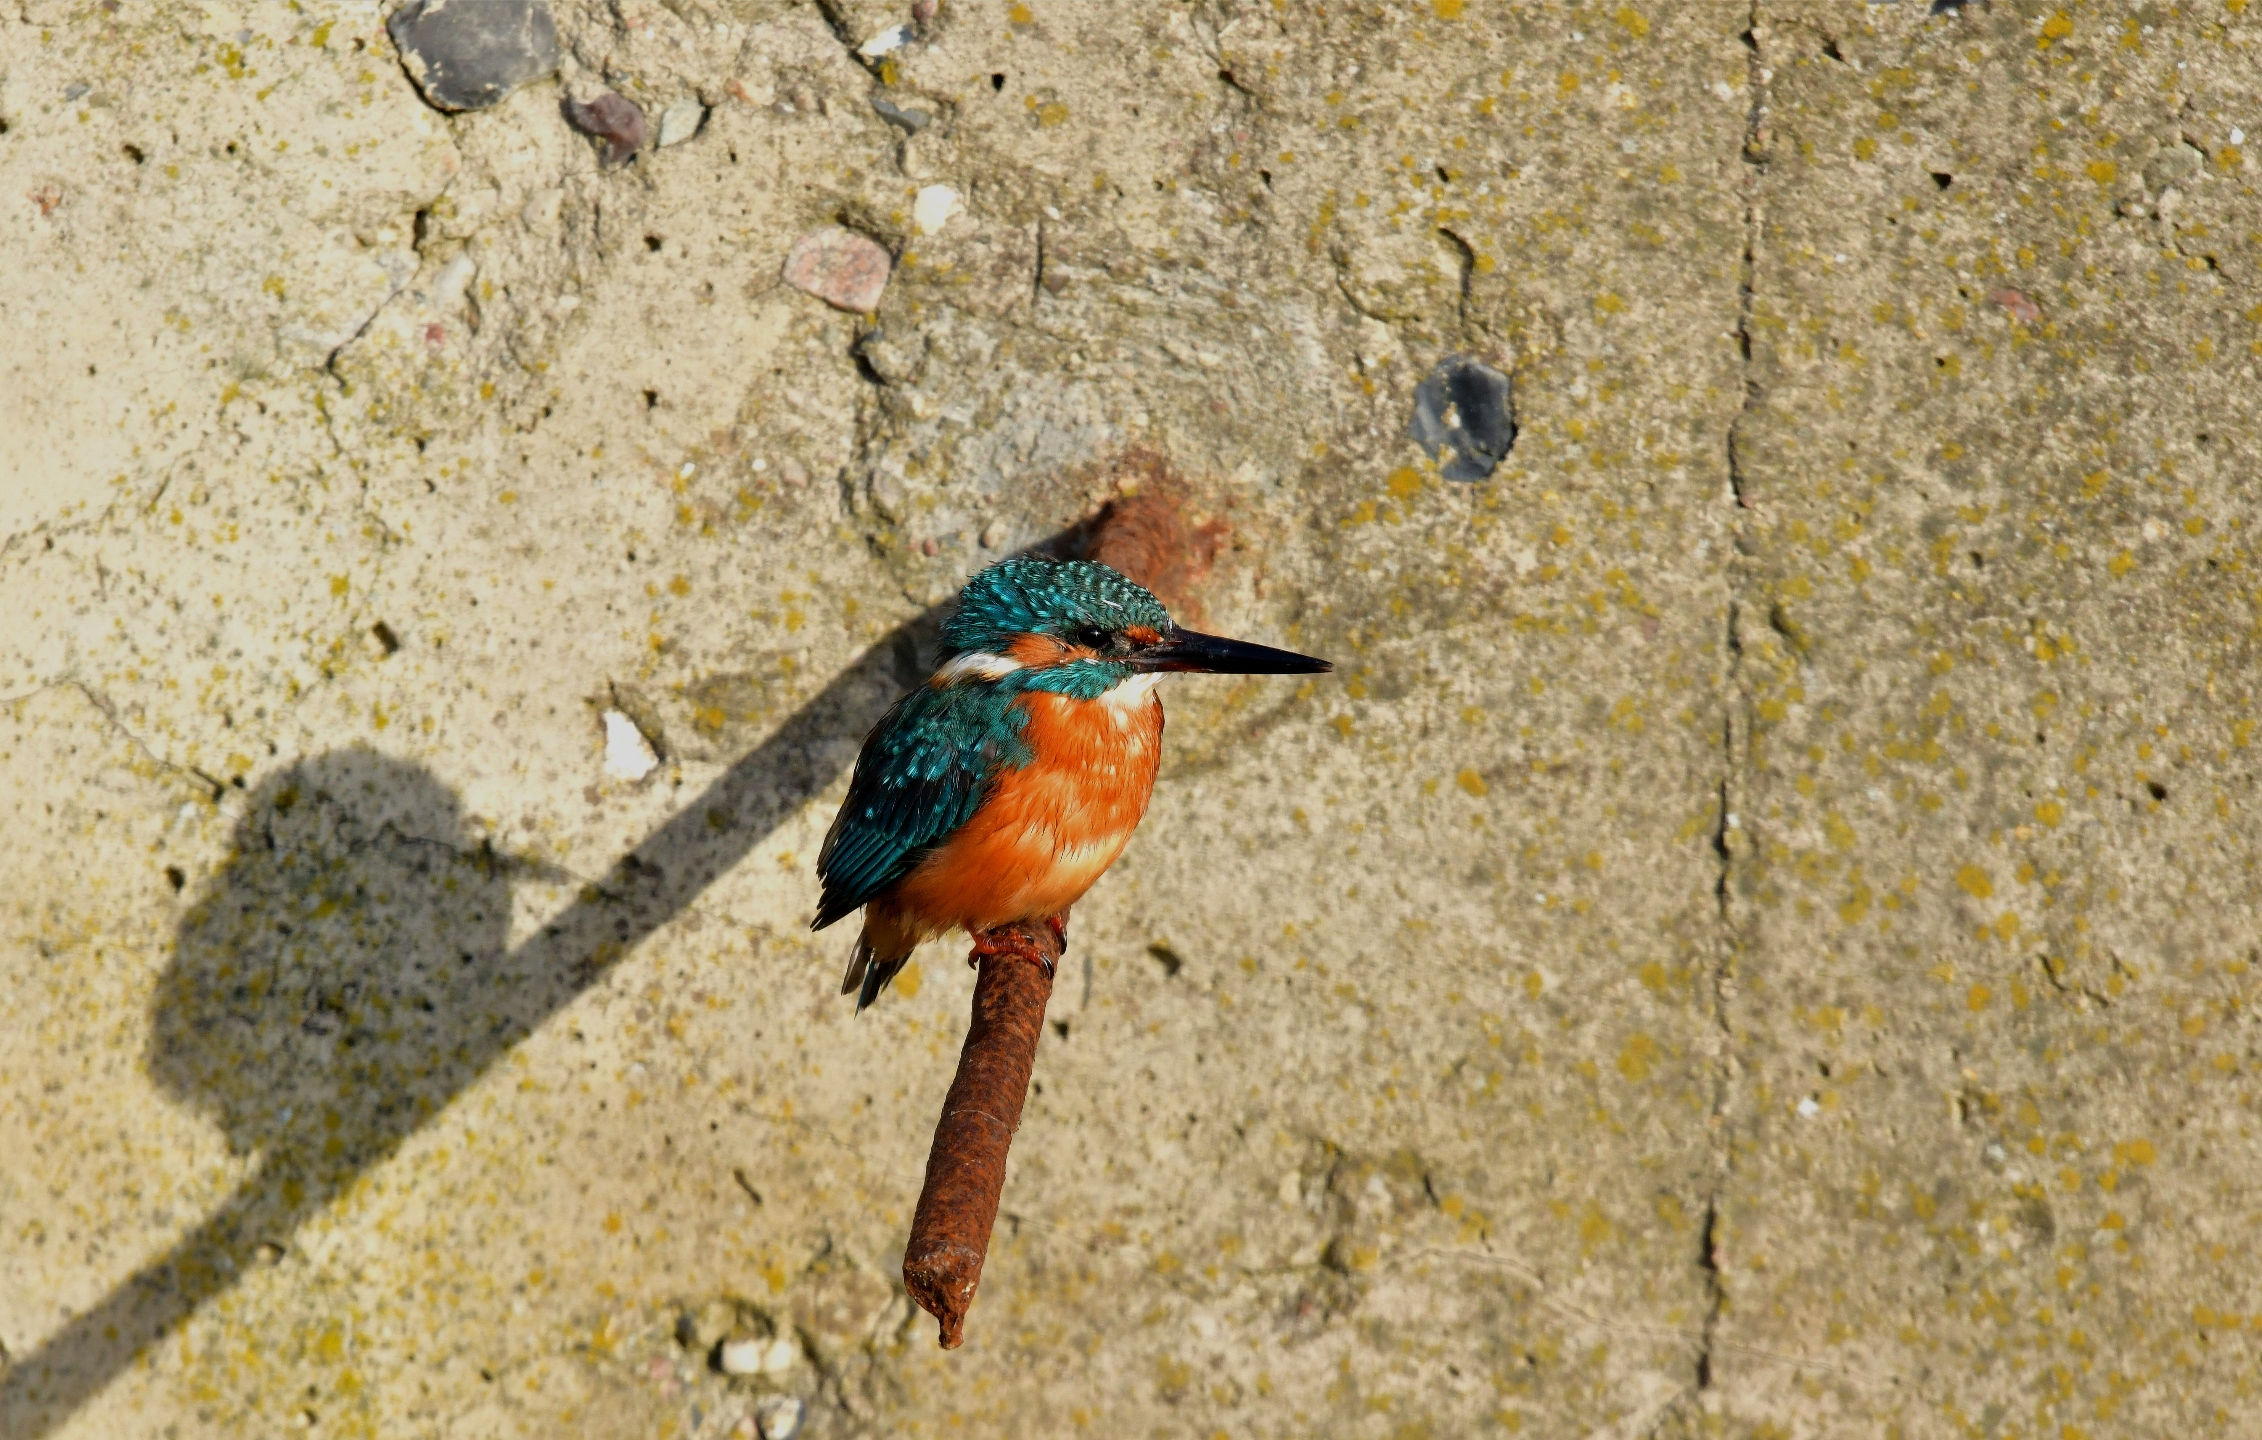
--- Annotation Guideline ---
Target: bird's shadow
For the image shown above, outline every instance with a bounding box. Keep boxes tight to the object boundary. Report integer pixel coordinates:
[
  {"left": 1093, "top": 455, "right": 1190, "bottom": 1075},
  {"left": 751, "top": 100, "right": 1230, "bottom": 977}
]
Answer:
[{"left": 0, "top": 601, "right": 953, "bottom": 1436}]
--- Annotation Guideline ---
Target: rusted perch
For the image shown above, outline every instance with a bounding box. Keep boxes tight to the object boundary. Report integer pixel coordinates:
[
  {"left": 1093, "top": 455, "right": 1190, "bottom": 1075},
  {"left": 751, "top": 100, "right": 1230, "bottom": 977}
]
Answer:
[{"left": 901, "top": 916, "right": 1065, "bottom": 1348}]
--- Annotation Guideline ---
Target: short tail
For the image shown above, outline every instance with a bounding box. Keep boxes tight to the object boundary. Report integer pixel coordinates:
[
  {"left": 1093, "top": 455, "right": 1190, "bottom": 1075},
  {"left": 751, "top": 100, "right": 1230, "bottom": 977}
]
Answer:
[{"left": 840, "top": 927, "right": 916, "bottom": 1013}]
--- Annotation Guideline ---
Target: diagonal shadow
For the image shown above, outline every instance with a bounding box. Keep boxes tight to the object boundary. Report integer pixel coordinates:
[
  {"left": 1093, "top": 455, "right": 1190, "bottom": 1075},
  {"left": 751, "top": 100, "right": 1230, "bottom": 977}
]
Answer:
[{"left": 0, "top": 594, "right": 958, "bottom": 1437}]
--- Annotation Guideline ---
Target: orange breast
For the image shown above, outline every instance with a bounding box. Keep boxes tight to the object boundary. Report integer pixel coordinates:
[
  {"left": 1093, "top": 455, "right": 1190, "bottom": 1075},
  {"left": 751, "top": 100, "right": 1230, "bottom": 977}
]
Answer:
[{"left": 887, "top": 678, "right": 1164, "bottom": 936}]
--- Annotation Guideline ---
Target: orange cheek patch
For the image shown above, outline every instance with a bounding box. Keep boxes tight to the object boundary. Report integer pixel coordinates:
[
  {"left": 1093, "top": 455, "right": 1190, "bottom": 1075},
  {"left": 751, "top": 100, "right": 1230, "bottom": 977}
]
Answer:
[
  {"left": 1124, "top": 625, "right": 1162, "bottom": 646},
  {"left": 1005, "top": 633, "right": 1099, "bottom": 666}
]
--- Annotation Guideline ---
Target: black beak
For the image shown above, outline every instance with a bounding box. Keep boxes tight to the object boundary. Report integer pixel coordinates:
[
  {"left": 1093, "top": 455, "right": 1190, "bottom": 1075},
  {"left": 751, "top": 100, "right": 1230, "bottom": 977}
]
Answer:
[{"left": 1133, "top": 628, "right": 1332, "bottom": 675}]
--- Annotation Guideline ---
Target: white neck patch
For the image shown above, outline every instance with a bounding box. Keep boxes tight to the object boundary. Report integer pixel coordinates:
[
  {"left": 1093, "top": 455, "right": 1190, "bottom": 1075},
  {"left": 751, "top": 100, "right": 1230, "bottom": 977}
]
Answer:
[
  {"left": 1100, "top": 670, "right": 1163, "bottom": 724},
  {"left": 932, "top": 651, "right": 1024, "bottom": 685}
]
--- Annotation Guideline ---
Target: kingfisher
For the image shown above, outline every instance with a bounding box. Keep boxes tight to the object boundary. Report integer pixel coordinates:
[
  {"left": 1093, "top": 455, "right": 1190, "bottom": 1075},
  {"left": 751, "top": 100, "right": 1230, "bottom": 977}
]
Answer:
[{"left": 813, "top": 556, "right": 1330, "bottom": 1009}]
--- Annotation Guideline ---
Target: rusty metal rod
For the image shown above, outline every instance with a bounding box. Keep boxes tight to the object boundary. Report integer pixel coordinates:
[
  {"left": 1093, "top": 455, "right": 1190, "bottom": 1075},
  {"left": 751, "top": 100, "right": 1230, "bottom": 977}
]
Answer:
[{"left": 901, "top": 916, "right": 1063, "bottom": 1348}]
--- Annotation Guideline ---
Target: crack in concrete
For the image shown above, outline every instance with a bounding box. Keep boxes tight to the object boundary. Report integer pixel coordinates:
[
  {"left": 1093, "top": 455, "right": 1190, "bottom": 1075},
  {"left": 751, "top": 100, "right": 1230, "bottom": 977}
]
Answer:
[
  {"left": 49, "top": 678, "right": 229, "bottom": 800},
  {"left": 1692, "top": 4, "right": 1773, "bottom": 1411}
]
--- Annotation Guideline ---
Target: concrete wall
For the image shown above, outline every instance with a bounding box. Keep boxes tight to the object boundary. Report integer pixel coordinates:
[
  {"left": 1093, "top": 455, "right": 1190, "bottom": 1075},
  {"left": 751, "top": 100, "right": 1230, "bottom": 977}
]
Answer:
[{"left": 3, "top": 2, "right": 2259, "bottom": 1436}]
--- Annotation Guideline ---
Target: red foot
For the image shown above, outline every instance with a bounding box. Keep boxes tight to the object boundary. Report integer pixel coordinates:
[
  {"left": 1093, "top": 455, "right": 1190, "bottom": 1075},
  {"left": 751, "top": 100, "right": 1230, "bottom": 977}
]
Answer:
[{"left": 968, "top": 919, "right": 1065, "bottom": 980}]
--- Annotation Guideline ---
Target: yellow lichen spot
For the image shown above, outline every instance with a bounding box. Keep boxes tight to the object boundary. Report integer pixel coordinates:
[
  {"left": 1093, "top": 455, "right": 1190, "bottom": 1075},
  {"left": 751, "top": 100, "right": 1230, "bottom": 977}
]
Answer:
[
  {"left": 2085, "top": 159, "right": 2116, "bottom": 184},
  {"left": 1955, "top": 864, "right": 1993, "bottom": 900},
  {"left": 1854, "top": 136, "right": 1878, "bottom": 161},
  {"left": 1007, "top": 2, "right": 1032, "bottom": 21},
  {"left": 1433, "top": 0, "right": 1464, "bottom": 16},
  {"left": 1968, "top": 983, "right": 1992, "bottom": 1013},
  {"left": 2040, "top": 11, "right": 2073, "bottom": 44},
  {"left": 1839, "top": 884, "right": 1870, "bottom": 926},
  {"left": 1386, "top": 466, "right": 1422, "bottom": 499},
  {"left": 1578, "top": 1203, "right": 1613, "bottom": 1248},
  {"left": 1456, "top": 768, "right": 1489, "bottom": 797},
  {"left": 1558, "top": 70, "right": 1580, "bottom": 94},
  {"left": 1616, "top": 1033, "right": 1655, "bottom": 1082},
  {"left": 668, "top": 574, "right": 691, "bottom": 597},
  {"left": 895, "top": 961, "right": 922, "bottom": 999},
  {"left": 1637, "top": 961, "right": 1667, "bottom": 992},
  {"left": 2035, "top": 800, "right": 2064, "bottom": 828},
  {"left": 2186, "top": 516, "right": 2208, "bottom": 536},
  {"left": 1154, "top": 1250, "right": 1182, "bottom": 1274},
  {"left": 603, "top": 1212, "right": 623, "bottom": 1233},
  {"left": 1613, "top": 6, "right": 1649, "bottom": 38},
  {"left": 2107, "top": 550, "right": 2135, "bottom": 578},
  {"left": 1823, "top": 812, "right": 1857, "bottom": 851},
  {"left": 1910, "top": 1189, "right": 1938, "bottom": 1221},
  {"left": 1994, "top": 911, "right": 2019, "bottom": 942},
  {"left": 1036, "top": 101, "right": 1070, "bottom": 128},
  {"left": 329, "top": 574, "right": 349, "bottom": 596},
  {"left": 498, "top": 490, "right": 519, "bottom": 504},
  {"left": 1331, "top": 715, "right": 1356, "bottom": 739}
]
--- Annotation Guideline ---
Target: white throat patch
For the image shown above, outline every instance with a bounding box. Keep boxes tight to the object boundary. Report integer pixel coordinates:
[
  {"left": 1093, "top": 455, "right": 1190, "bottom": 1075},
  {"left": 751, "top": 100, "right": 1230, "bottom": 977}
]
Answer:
[{"left": 1100, "top": 670, "right": 1163, "bottom": 725}]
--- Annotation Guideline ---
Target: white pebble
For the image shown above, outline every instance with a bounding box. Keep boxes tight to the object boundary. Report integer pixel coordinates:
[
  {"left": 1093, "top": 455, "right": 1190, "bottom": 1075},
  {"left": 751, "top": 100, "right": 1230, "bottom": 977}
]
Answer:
[
  {"left": 913, "top": 183, "right": 962, "bottom": 236},
  {"left": 858, "top": 24, "right": 912, "bottom": 57},
  {"left": 657, "top": 98, "right": 706, "bottom": 147},
  {"left": 600, "top": 710, "right": 659, "bottom": 782},
  {"left": 761, "top": 1335, "right": 800, "bottom": 1374},
  {"left": 755, "top": 1395, "right": 805, "bottom": 1439},
  {"left": 1795, "top": 1096, "right": 1821, "bottom": 1119},
  {"left": 717, "top": 1337, "right": 767, "bottom": 1375}
]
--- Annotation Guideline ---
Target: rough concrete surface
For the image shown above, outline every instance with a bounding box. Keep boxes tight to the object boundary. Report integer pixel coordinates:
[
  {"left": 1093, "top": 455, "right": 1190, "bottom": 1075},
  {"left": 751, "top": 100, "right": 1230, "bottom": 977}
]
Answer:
[{"left": 1, "top": 1, "right": 2258, "bottom": 1436}]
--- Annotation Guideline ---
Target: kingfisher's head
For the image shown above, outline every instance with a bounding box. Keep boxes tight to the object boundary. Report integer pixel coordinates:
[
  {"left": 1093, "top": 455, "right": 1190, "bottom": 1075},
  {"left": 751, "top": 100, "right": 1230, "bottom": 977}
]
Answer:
[{"left": 934, "top": 557, "right": 1329, "bottom": 695}]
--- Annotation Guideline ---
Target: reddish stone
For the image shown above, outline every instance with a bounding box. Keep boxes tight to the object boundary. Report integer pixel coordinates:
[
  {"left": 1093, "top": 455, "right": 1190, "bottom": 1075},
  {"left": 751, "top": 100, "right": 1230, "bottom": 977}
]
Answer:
[
  {"left": 782, "top": 227, "right": 891, "bottom": 314},
  {"left": 1988, "top": 288, "right": 2042, "bottom": 324}
]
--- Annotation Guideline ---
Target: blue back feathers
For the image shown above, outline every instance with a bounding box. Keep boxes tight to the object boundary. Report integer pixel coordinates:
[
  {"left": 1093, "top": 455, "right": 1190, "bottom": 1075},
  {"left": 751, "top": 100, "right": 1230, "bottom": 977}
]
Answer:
[{"left": 812, "top": 559, "right": 1174, "bottom": 930}]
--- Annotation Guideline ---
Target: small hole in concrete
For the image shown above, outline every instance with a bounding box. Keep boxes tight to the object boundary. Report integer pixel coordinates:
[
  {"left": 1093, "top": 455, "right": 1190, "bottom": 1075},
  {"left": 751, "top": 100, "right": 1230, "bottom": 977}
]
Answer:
[
  {"left": 165, "top": 865, "right": 186, "bottom": 892},
  {"left": 1931, "top": 172, "right": 1953, "bottom": 190},
  {"left": 2147, "top": 780, "right": 2168, "bottom": 802},
  {"left": 990, "top": 72, "right": 1006, "bottom": 91},
  {"left": 644, "top": 234, "right": 663, "bottom": 252}
]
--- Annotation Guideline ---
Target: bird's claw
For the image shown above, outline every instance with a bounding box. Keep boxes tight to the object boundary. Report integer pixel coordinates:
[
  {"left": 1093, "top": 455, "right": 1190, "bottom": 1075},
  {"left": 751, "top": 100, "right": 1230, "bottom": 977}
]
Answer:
[{"left": 968, "top": 919, "right": 1065, "bottom": 980}]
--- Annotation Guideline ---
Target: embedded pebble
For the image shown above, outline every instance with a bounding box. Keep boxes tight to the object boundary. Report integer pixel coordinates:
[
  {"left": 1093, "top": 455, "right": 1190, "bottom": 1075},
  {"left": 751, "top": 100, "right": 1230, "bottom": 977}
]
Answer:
[
  {"left": 754, "top": 1394, "right": 806, "bottom": 1440},
  {"left": 716, "top": 1337, "right": 767, "bottom": 1375},
  {"left": 563, "top": 92, "right": 647, "bottom": 168},
  {"left": 1988, "top": 288, "right": 2041, "bottom": 324},
  {"left": 657, "top": 98, "right": 707, "bottom": 148},
  {"left": 913, "top": 184, "right": 961, "bottom": 235},
  {"left": 858, "top": 24, "right": 913, "bottom": 57},
  {"left": 388, "top": 0, "right": 559, "bottom": 113},
  {"left": 600, "top": 710, "right": 659, "bottom": 782},
  {"left": 782, "top": 228, "right": 891, "bottom": 313},
  {"left": 871, "top": 94, "right": 932, "bottom": 134},
  {"left": 1406, "top": 354, "right": 1516, "bottom": 482}
]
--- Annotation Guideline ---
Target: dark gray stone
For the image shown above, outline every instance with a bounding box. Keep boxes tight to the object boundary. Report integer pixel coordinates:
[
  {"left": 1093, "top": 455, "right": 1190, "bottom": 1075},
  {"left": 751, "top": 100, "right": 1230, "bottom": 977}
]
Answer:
[
  {"left": 388, "top": 0, "right": 559, "bottom": 114},
  {"left": 870, "top": 94, "right": 932, "bottom": 134},
  {"left": 1406, "top": 355, "right": 1515, "bottom": 483}
]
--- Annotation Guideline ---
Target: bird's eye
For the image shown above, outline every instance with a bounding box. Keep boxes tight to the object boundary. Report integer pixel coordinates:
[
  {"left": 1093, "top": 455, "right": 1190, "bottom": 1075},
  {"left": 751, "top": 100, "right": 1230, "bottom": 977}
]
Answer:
[{"left": 1072, "top": 626, "right": 1113, "bottom": 652}]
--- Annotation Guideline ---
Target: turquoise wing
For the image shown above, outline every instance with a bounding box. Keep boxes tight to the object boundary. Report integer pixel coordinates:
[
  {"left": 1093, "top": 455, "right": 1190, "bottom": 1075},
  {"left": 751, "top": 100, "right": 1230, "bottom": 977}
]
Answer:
[{"left": 812, "top": 682, "right": 1030, "bottom": 931}]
